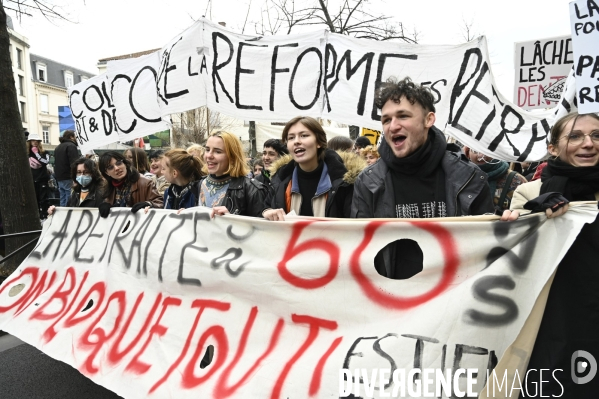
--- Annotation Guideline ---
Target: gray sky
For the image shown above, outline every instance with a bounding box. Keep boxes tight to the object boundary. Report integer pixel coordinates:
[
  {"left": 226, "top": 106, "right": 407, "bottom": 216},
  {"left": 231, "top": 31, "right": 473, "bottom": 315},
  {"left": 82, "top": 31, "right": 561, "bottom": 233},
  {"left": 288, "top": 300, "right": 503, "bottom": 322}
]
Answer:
[{"left": 11, "top": 0, "right": 573, "bottom": 102}]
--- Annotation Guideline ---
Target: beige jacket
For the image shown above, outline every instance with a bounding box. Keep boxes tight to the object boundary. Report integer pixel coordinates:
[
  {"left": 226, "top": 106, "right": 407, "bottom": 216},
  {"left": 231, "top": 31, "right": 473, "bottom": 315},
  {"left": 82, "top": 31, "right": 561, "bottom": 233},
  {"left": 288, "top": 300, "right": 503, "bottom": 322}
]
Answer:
[{"left": 510, "top": 179, "right": 599, "bottom": 214}]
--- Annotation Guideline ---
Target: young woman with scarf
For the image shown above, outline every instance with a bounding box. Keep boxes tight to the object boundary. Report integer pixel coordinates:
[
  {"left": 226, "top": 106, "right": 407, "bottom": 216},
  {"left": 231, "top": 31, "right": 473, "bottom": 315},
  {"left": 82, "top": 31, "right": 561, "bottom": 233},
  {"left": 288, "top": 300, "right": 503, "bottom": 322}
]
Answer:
[
  {"left": 47, "top": 158, "right": 105, "bottom": 215},
  {"left": 202, "top": 131, "right": 268, "bottom": 217},
  {"left": 510, "top": 111, "right": 599, "bottom": 397},
  {"left": 161, "top": 149, "right": 205, "bottom": 210},
  {"left": 263, "top": 116, "right": 365, "bottom": 221},
  {"left": 97, "top": 151, "right": 163, "bottom": 218}
]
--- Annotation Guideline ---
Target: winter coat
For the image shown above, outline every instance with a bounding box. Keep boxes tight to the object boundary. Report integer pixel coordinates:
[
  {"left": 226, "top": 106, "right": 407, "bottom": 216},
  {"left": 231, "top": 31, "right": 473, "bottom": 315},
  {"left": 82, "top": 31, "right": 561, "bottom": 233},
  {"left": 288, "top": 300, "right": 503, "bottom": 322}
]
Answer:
[
  {"left": 198, "top": 176, "right": 269, "bottom": 217},
  {"left": 54, "top": 140, "right": 79, "bottom": 180},
  {"left": 104, "top": 175, "right": 163, "bottom": 208},
  {"left": 351, "top": 149, "right": 494, "bottom": 218},
  {"left": 163, "top": 181, "right": 202, "bottom": 210},
  {"left": 29, "top": 150, "right": 50, "bottom": 183},
  {"left": 67, "top": 184, "right": 104, "bottom": 208},
  {"left": 510, "top": 179, "right": 599, "bottom": 215},
  {"left": 268, "top": 149, "right": 366, "bottom": 218}
]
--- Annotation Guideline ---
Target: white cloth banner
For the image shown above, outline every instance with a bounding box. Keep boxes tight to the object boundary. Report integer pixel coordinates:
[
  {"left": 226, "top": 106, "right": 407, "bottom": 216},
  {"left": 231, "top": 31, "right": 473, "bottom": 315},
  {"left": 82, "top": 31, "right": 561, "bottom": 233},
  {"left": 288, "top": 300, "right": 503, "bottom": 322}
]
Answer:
[
  {"left": 569, "top": 0, "right": 599, "bottom": 114},
  {"left": 0, "top": 206, "right": 597, "bottom": 398},
  {"left": 255, "top": 123, "right": 349, "bottom": 152},
  {"left": 70, "top": 18, "right": 583, "bottom": 161}
]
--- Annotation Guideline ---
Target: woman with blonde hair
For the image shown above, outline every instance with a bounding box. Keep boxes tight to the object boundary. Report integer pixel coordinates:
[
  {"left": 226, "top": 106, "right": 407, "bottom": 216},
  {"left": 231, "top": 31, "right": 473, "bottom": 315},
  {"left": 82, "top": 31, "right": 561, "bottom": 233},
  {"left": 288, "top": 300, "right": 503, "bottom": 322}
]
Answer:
[
  {"left": 186, "top": 144, "right": 205, "bottom": 161},
  {"left": 202, "top": 131, "right": 268, "bottom": 217},
  {"left": 360, "top": 145, "right": 380, "bottom": 166},
  {"left": 161, "top": 149, "right": 205, "bottom": 210}
]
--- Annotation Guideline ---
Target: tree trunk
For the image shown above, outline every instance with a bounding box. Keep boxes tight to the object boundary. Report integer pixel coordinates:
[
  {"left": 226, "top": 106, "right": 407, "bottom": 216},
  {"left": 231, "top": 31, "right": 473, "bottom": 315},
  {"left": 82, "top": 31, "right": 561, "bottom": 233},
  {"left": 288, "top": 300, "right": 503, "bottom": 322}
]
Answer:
[{"left": 0, "top": 6, "right": 42, "bottom": 279}]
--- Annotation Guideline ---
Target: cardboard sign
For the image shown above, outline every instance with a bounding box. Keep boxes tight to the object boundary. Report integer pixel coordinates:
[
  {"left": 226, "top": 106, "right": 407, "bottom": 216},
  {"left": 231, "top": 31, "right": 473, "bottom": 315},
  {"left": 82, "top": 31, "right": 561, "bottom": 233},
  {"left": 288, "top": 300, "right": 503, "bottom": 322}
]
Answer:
[
  {"left": 570, "top": 0, "right": 599, "bottom": 113},
  {"left": 1, "top": 205, "right": 596, "bottom": 398}
]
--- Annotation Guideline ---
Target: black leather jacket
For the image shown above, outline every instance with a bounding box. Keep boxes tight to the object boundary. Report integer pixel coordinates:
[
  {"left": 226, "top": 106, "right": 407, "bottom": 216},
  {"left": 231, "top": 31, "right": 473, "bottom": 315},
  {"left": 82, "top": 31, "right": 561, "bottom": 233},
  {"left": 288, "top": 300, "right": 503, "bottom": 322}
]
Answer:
[{"left": 200, "top": 176, "right": 268, "bottom": 217}]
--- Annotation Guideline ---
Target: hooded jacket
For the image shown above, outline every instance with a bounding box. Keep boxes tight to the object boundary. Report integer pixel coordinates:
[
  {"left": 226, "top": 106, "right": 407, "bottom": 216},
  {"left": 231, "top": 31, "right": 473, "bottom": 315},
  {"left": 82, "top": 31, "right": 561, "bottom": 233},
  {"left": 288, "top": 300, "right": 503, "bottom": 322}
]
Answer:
[
  {"left": 351, "top": 127, "right": 494, "bottom": 219},
  {"left": 268, "top": 149, "right": 366, "bottom": 218}
]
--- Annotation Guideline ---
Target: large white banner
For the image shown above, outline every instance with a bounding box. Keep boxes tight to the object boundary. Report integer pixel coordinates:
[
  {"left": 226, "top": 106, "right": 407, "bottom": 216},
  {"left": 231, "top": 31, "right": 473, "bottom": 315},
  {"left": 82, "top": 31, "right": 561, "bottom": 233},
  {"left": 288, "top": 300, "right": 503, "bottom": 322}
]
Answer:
[
  {"left": 0, "top": 205, "right": 597, "bottom": 398},
  {"left": 570, "top": 0, "right": 599, "bottom": 114},
  {"left": 513, "top": 35, "right": 573, "bottom": 110},
  {"left": 70, "top": 18, "right": 582, "bottom": 161}
]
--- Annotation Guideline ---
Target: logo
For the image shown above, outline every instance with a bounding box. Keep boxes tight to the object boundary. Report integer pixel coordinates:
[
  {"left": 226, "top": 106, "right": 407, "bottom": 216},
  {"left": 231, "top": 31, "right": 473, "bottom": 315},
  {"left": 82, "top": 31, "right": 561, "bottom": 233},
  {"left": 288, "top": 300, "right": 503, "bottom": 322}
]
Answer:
[{"left": 571, "top": 350, "right": 597, "bottom": 385}]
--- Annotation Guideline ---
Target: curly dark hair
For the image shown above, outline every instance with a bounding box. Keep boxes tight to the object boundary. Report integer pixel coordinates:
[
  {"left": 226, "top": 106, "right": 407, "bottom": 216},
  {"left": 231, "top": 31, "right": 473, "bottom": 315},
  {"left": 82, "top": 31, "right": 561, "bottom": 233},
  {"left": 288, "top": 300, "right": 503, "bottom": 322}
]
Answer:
[
  {"left": 374, "top": 77, "right": 436, "bottom": 113},
  {"left": 263, "top": 139, "right": 289, "bottom": 156},
  {"left": 70, "top": 157, "right": 103, "bottom": 193}
]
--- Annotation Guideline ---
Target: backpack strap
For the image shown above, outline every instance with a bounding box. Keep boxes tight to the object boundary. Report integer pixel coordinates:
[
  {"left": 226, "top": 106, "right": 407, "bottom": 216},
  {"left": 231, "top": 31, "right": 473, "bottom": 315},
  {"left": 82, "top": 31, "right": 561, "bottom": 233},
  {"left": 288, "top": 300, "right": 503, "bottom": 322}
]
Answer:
[{"left": 498, "top": 171, "right": 517, "bottom": 210}]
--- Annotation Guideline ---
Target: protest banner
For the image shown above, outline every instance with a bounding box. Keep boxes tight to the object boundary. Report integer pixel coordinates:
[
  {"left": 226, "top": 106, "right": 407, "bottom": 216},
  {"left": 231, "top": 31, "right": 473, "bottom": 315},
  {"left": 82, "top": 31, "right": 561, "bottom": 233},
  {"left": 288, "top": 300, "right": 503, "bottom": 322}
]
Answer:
[
  {"left": 513, "top": 35, "right": 573, "bottom": 110},
  {"left": 70, "top": 18, "right": 581, "bottom": 161},
  {"left": 570, "top": 0, "right": 599, "bottom": 113},
  {"left": 0, "top": 205, "right": 597, "bottom": 398}
]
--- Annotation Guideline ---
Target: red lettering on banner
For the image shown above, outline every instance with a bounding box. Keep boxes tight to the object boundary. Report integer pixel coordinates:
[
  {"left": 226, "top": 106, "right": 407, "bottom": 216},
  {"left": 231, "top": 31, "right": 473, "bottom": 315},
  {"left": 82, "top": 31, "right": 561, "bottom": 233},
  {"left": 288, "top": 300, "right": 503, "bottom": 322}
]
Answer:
[
  {"left": 108, "top": 293, "right": 163, "bottom": 365},
  {"left": 350, "top": 221, "right": 459, "bottom": 309},
  {"left": 79, "top": 291, "right": 127, "bottom": 374},
  {"left": 32, "top": 268, "right": 89, "bottom": 343},
  {"left": 150, "top": 299, "right": 230, "bottom": 393},
  {"left": 277, "top": 221, "right": 340, "bottom": 289},
  {"left": 181, "top": 325, "right": 229, "bottom": 389},
  {"left": 15, "top": 269, "right": 56, "bottom": 316},
  {"left": 309, "top": 336, "right": 343, "bottom": 396},
  {"left": 0, "top": 267, "right": 47, "bottom": 314},
  {"left": 214, "top": 307, "right": 285, "bottom": 398},
  {"left": 126, "top": 296, "right": 182, "bottom": 375},
  {"left": 270, "top": 314, "right": 338, "bottom": 399},
  {"left": 63, "top": 281, "right": 106, "bottom": 328}
]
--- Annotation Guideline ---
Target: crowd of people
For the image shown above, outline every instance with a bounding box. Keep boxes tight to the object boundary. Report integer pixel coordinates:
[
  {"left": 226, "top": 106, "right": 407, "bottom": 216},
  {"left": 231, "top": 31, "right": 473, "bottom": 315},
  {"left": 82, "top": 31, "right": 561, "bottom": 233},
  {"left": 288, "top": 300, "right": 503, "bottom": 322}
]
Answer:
[{"left": 21, "top": 76, "right": 599, "bottom": 395}]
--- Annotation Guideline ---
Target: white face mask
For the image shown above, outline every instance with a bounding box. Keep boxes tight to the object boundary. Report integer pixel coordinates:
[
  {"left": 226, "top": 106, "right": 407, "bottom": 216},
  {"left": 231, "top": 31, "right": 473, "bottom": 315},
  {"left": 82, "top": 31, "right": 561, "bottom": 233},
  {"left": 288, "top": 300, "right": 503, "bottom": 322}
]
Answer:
[{"left": 76, "top": 175, "right": 92, "bottom": 187}]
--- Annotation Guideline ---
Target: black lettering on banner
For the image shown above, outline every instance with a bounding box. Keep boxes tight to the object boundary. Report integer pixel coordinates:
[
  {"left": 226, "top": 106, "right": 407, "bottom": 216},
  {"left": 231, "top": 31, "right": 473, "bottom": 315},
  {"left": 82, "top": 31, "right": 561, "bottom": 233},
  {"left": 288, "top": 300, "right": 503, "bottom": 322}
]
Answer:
[
  {"left": 109, "top": 212, "right": 139, "bottom": 268},
  {"left": 487, "top": 105, "right": 525, "bottom": 156},
  {"left": 78, "top": 116, "right": 89, "bottom": 143},
  {"left": 158, "top": 37, "right": 190, "bottom": 105},
  {"left": 235, "top": 42, "right": 268, "bottom": 110},
  {"left": 448, "top": 48, "right": 491, "bottom": 137},
  {"left": 101, "top": 110, "right": 113, "bottom": 136},
  {"left": 270, "top": 43, "right": 299, "bottom": 112},
  {"left": 69, "top": 90, "right": 83, "bottom": 118},
  {"left": 342, "top": 336, "right": 378, "bottom": 383},
  {"left": 101, "top": 81, "right": 114, "bottom": 108},
  {"left": 59, "top": 210, "right": 95, "bottom": 263},
  {"left": 158, "top": 213, "right": 192, "bottom": 281},
  {"left": 373, "top": 334, "right": 398, "bottom": 390},
  {"left": 88, "top": 118, "right": 99, "bottom": 133},
  {"left": 139, "top": 214, "right": 168, "bottom": 276},
  {"left": 82, "top": 85, "right": 105, "bottom": 112},
  {"left": 110, "top": 74, "right": 138, "bottom": 133},
  {"left": 474, "top": 106, "right": 496, "bottom": 141},
  {"left": 200, "top": 55, "right": 208, "bottom": 74},
  {"left": 210, "top": 248, "right": 248, "bottom": 277},
  {"left": 370, "top": 53, "right": 418, "bottom": 121},
  {"left": 130, "top": 66, "right": 162, "bottom": 123},
  {"left": 517, "top": 119, "right": 550, "bottom": 161},
  {"left": 519, "top": 47, "right": 533, "bottom": 67},
  {"left": 289, "top": 47, "right": 323, "bottom": 110},
  {"left": 421, "top": 79, "right": 448, "bottom": 104},
  {"left": 30, "top": 210, "right": 73, "bottom": 260},
  {"left": 226, "top": 224, "right": 255, "bottom": 242},
  {"left": 188, "top": 56, "right": 199, "bottom": 77},
  {"left": 127, "top": 212, "right": 159, "bottom": 273},
  {"left": 402, "top": 334, "right": 439, "bottom": 382},
  {"left": 327, "top": 50, "right": 375, "bottom": 116},
  {"left": 212, "top": 32, "right": 235, "bottom": 103},
  {"left": 542, "top": 41, "right": 553, "bottom": 65},
  {"left": 97, "top": 212, "right": 129, "bottom": 263},
  {"left": 323, "top": 43, "right": 338, "bottom": 112},
  {"left": 178, "top": 212, "right": 211, "bottom": 286},
  {"left": 464, "top": 275, "right": 518, "bottom": 326},
  {"left": 452, "top": 344, "right": 489, "bottom": 387}
]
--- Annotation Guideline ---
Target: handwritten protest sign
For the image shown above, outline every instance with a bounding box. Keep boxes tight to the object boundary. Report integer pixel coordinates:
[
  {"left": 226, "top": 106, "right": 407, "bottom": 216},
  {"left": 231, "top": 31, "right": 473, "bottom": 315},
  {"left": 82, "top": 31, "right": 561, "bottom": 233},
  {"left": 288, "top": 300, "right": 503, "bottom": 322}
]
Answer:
[
  {"left": 0, "top": 205, "right": 596, "bottom": 398},
  {"left": 513, "top": 35, "right": 573, "bottom": 110},
  {"left": 70, "top": 18, "right": 581, "bottom": 161},
  {"left": 570, "top": 0, "right": 599, "bottom": 113}
]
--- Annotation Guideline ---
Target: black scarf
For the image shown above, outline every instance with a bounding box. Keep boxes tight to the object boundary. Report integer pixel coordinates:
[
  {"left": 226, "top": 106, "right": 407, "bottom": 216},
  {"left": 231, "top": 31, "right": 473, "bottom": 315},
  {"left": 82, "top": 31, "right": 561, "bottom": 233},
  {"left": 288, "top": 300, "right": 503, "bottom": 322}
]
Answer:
[
  {"left": 540, "top": 158, "right": 599, "bottom": 201},
  {"left": 379, "top": 127, "right": 447, "bottom": 176}
]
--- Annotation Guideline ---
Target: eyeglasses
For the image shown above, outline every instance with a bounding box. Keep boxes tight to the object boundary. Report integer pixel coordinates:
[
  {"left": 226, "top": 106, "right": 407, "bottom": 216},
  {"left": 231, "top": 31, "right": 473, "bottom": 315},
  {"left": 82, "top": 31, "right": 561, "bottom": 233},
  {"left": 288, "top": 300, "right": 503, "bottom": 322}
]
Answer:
[
  {"left": 106, "top": 160, "right": 124, "bottom": 171},
  {"left": 562, "top": 131, "right": 599, "bottom": 146}
]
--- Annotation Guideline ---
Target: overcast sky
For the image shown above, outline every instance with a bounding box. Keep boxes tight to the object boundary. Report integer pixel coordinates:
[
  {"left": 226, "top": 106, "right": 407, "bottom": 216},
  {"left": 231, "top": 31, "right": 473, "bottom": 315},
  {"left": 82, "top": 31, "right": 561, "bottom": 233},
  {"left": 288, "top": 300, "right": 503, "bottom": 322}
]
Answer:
[{"left": 10, "top": 0, "right": 573, "bottom": 101}]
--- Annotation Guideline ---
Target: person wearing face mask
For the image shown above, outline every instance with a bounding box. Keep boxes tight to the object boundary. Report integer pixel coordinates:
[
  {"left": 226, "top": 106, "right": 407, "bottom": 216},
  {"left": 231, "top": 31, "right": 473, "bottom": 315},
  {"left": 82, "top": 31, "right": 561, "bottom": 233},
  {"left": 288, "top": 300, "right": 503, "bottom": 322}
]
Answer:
[{"left": 47, "top": 158, "right": 105, "bottom": 216}]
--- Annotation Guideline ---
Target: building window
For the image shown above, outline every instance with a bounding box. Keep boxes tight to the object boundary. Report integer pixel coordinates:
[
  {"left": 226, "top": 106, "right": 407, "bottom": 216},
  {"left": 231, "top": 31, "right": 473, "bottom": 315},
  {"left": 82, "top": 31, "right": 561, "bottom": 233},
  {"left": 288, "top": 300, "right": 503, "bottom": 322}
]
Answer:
[
  {"left": 37, "top": 63, "right": 47, "bottom": 82},
  {"left": 64, "top": 71, "right": 73, "bottom": 88},
  {"left": 18, "top": 75, "right": 24, "bottom": 96},
  {"left": 40, "top": 94, "right": 49, "bottom": 114},
  {"left": 20, "top": 101, "right": 26, "bottom": 122},
  {"left": 16, "top": 48, "right": 22, "bottom": 70},
  {"left": 42, "top": 126, "right": 50, "bottom": 144}
]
